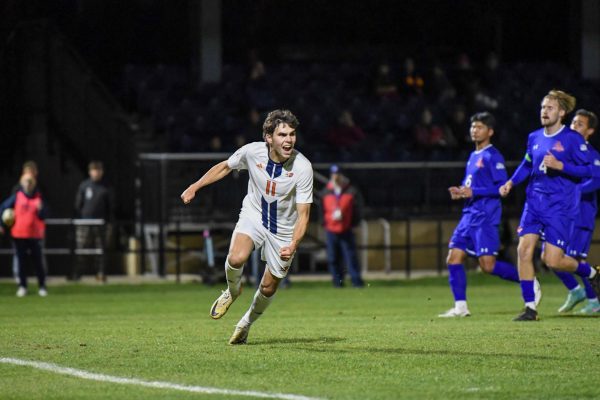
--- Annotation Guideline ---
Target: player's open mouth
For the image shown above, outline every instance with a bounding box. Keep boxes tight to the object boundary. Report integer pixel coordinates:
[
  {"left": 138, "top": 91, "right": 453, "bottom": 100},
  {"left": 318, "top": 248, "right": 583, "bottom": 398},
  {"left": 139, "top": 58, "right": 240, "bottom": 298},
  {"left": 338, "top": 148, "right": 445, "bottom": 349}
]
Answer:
[{"left": 282, "top": 145, "right": 292, "bottom": 151}]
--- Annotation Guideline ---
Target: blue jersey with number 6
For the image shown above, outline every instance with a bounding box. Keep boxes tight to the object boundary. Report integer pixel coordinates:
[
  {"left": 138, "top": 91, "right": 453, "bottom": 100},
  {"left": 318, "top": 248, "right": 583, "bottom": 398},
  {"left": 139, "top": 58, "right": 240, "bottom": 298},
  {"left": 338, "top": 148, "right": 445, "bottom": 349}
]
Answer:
[{"left": 461, "top": 144, "right": 507, "bottom": 226}]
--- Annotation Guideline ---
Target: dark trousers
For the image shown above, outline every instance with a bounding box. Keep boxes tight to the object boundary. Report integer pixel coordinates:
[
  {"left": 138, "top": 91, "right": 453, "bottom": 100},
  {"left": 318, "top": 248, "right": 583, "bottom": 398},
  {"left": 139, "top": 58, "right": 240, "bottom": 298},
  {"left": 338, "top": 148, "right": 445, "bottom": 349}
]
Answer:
[
  {"left": 74, "top": 225, "right": 105, "bottom": 278},
  {"left": 14, "top": 238, "right": 46, "bottom": 289},
  {"left": 326, "top": 230, "right": 364, "bottom": 287}
]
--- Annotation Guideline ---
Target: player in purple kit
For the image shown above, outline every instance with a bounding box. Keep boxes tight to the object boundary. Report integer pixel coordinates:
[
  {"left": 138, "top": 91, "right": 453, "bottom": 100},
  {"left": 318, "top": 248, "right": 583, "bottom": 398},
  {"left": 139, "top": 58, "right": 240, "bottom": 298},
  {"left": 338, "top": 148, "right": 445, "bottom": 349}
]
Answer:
[
  {"left": 500, "top": 90, "right": 600, "bottom": 321},
  {"left": 439, "top": 112, "right": 538, "bottom": 317},
  {"left": 553, "top": 109, "right": 600, "bottom": 314}
]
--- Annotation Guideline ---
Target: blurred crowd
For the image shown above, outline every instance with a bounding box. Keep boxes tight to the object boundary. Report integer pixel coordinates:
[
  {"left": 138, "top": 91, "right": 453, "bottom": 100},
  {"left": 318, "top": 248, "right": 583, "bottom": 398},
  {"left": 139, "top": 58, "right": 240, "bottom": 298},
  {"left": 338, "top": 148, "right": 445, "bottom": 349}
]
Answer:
[{"left": 120, "top": 52, "right": 600, "bottom": 162}]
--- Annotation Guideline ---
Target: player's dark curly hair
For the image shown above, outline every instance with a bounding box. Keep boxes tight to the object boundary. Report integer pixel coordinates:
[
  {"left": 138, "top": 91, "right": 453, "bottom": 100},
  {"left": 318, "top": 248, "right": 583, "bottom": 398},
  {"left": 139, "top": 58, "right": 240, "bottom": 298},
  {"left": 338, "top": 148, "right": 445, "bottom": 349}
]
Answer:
[
  {"left": 470, "top": 111, "right": 496, "bottom": 129},
  {"left": 262, "top": 109, "right": 299, "bottom": 139},
  {"left": 575, "top": 109, "right": 598, "bottom": 130}
]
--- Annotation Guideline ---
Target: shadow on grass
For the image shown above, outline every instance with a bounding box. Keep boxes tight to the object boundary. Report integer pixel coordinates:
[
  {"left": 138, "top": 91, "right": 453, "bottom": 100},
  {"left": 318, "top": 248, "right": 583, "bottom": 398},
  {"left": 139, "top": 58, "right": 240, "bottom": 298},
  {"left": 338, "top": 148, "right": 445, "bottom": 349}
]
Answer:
[
  {"left": 295, "top": 345, "right": 562, "bottom": 360},
  {"left": 248, "top": 336, "right": 346, "bottom": 346},
  {"left": 248, "top": 336, "right": 562, "bottom": 360},
  {"left": 543, "top": 314, "right": 600, "bottom": 319},
  {"left": 485, "top": 311, "right": 521, "bottom": 316}
]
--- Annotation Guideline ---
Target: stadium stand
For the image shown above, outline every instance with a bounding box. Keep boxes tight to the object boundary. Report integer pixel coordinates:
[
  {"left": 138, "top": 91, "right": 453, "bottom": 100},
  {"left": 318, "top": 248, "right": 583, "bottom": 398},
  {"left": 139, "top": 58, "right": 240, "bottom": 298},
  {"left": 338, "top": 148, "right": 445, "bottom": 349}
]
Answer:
[{"left": 119, "top": 58, "right": 600, "bottom": 164}]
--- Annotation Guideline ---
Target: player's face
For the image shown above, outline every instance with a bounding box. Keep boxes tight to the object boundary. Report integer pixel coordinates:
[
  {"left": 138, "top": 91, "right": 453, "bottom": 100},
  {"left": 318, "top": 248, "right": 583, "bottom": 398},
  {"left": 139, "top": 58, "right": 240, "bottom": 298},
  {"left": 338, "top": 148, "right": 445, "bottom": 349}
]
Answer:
[
  {"left": 469, "top": 121, "right": 493, "bottom": 145},
  {"left": 89, "top": 168, "right": 104, "bottom": 182},
  {"left": 266, "top": 123, "right": 296, "bottom": 162},
  {"left": 540, "top": 98, "right": 564, "bottom": 127},
  {"left": 20, "top": 176, "right": 35, "bottom": 194},
  {"left": 570, "top": 115, "right": 595, "bottom": 140}
]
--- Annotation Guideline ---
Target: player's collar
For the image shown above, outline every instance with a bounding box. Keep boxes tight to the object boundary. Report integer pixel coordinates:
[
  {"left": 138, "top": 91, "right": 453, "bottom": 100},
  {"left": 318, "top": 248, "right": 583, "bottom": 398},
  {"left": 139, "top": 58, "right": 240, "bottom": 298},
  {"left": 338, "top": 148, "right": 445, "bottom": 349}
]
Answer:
[
  {"left": 543, "top": 124, "right": 565, "bottom": 137},
  {"left": 473, "top": 144, "right": 493, "bottom": 154},
  {"left": 266, "top": 145, "right": 289, "bottom": 166}
]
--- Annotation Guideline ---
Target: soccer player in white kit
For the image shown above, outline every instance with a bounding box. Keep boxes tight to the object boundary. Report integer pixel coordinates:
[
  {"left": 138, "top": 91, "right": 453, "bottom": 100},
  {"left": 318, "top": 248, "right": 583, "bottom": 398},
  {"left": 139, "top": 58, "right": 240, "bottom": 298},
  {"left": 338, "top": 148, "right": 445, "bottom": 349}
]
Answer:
[{"left": 181, "top": 109, "right": 313, "bottom": 344}]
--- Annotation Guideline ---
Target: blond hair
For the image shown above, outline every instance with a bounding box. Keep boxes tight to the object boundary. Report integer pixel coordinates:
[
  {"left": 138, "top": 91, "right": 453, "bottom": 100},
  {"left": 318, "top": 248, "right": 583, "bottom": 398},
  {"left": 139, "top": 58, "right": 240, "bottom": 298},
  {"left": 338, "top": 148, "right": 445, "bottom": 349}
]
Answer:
[{"left": 544, "top": 89, "right": 576, "bottom": 114}]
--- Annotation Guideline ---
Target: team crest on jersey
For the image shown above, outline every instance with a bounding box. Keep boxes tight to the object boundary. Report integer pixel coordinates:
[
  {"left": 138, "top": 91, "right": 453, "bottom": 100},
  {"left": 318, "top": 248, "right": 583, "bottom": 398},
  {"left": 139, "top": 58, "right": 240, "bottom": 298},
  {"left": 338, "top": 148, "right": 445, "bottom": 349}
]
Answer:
[
  {"left": 533, "top": 144, "right": 539, "bottom": 150},
  {"left": 286, "top": 172, "right": 294, "bottom": 177},
  {"left": 580, "top": 144, "right": 588, "bottom": 151},
  {"left": 595, "top": 159, "right": 600, "bottom": 166},
  {"left": 256, "top": 163, "right": 264, "bottom": 169},
  {"left": 496, "top": 162, "right": 505, "bottom": 170},
  {"left": 476, "top": 157, "right": 484, "bottom": 168},
  {"left": 552, "top": 141, "right": 564, "bottom": 152}
]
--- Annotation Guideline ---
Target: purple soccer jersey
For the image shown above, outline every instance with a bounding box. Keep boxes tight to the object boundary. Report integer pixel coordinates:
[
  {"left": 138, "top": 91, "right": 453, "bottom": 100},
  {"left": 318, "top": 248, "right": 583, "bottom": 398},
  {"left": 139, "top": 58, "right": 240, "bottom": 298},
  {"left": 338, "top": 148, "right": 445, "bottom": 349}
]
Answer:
[
  {"left": 567, "top": 143, "right": 600, "bottom": 257},
  {"left": 449, "top": 145, "right": 507, "bottom": 256},
  {"left": 577, "top": 143, "right": 600, "bottom": 229},
  {"left": 461, "top": 144, "right": 507, "bottom": 225},
  {"left": 511, "top": 126, "right": 591, "bottom": 249}
]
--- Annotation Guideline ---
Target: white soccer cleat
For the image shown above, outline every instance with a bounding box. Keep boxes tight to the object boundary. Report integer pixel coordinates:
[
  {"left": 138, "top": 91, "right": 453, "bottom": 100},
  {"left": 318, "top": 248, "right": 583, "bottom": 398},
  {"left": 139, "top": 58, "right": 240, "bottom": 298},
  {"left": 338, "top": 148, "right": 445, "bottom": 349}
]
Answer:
[
  {"left": 228, "top": 324, "right": 250, "bottom": 345},
  {"left": 38, "top": 288, "right": 48, "bottom": 297},
  {"left": 534, "top": 278, "right": 542, "bottom": 307},
  {"left": 209, "top": 289, "right": 237, "bottom": 319},
  {"left": 438, "top": 307, "right": 471, "bottom": 318},
  {"left": 16, "top": 287, "right": 27, "bottom": 297}
]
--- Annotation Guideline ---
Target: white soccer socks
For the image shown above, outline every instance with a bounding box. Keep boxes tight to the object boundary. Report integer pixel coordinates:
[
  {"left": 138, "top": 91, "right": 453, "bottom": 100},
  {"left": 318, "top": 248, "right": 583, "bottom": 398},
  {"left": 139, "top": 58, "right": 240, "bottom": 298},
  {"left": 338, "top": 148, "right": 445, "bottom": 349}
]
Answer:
[
  {"left": 225, "top": 260, "right": 244, "bottom": 297},
  {"left": 455, "top": 300, "right": 468, "bottom": 313},
  {"left": 239, "top": 290, "right": 274, "bottom": 327}
]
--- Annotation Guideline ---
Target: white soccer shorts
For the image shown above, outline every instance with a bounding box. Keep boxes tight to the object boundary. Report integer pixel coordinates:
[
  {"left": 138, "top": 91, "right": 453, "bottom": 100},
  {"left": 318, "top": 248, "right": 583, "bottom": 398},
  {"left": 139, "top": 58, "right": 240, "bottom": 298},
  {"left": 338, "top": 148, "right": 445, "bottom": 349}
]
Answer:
[{"left": 233, "top": 209, "right": 294, "bottom": 278}]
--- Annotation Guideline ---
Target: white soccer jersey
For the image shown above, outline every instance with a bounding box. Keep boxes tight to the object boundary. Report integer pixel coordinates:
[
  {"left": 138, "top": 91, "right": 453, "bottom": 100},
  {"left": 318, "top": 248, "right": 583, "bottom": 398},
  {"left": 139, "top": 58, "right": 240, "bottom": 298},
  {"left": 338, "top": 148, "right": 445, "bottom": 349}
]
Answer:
[{"left": 227, "top": 142, "right": 313, "bottom": 237}]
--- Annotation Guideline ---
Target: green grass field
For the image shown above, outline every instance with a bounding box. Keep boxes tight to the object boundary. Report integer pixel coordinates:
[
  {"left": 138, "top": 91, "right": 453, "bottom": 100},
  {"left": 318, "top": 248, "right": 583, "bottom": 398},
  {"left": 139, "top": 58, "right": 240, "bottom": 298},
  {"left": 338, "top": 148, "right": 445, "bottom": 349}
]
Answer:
[{"left": 1, "top": 274, "right": 600, "bottom": 400}]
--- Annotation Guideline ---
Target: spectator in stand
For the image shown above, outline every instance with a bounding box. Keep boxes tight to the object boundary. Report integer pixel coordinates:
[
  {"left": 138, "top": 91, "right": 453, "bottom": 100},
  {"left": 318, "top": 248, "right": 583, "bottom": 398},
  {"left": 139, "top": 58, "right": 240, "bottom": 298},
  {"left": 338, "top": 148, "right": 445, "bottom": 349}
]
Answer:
[
  {"left": 208, "top": 135, "right": 223, "bottom": 152},
  {"left": 472, "top": 81, "right": 499, "bottom": 111},
  {"left": 74, "top": 161, "right": 114, "bottom": 282},
  {"left": 427, "top": 63, "right": 452, "bottom": 100},
  {"left": 481, "top": 52, "right": 503, "bottom": 92},
  {"left": 447, "top": 105, "right": 471, "bottom": 156},
  {"left": 246, "top": 50, "right": 273, "bottom": 110},
  {"left": 234, "top": 133, "right": 247, "bottom": 149},
  {"left": 240, "top": 108, "right": 263, "bottom": 144},
  {"left": 326, "top": 110, "right": 367, "bottom": 156},
  {"left": 401, "top": 57, "right": 425, "bottom": 96},
  {"left": 1, "top": 173, "right": 48, "bottom": 297},
  {"left": 320, "top": 165, "right": 365, "bottom": 288},
  {"left": 453, "top": 52, "right": 476, "bottom": 97},
  {"left": 373, "top": 63, "right": 399, "bottom": 98},
  {"left": 413, "top": 108, "right": 456, "bottom": 158}
]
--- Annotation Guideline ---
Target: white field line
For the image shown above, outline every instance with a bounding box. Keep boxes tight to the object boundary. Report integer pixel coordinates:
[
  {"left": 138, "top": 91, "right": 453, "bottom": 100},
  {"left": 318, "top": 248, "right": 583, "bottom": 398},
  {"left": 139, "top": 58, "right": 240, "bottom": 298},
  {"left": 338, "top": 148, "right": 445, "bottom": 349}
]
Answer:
[{"left": 0, "top": 357, "right": 324, "bottom": 400}]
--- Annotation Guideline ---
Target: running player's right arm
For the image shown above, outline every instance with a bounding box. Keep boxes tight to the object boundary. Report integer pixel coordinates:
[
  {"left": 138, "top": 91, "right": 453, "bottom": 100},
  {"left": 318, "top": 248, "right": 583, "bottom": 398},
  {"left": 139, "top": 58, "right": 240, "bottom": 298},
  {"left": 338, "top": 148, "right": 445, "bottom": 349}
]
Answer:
[
  {"left": 448, "top": 186, "right": 462, "bottom": 200},
  {"left": 180, "top": 160, "right": 232, "bottom": 204},
  {"left": 500, "top": 156, "right": 531, "bottom": 197},
  {"left": 501, "top": 135, "right": 534, "bottom": 197}
]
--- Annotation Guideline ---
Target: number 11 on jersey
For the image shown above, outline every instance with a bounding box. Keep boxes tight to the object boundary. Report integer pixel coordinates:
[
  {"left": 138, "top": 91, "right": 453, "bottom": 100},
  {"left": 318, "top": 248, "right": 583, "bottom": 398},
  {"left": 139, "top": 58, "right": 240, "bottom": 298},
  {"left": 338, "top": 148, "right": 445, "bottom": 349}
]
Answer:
[{"left": 266, "top": 180, "right": 276, "bottom": 196}]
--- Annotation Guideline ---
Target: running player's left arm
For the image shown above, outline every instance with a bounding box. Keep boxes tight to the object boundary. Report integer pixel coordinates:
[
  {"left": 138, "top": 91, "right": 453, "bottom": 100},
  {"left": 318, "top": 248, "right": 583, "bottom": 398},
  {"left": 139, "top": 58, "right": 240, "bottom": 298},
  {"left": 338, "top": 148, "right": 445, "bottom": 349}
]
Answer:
[
  {"left": 280, "top": 202, "right": 311, "bottom": 261},
  {"left": 581, "top": 176, "right": 600, "bottom": 193},
  {"left": 544, "top": 135, "right": 592, "bottom": 178},
  {"left": 580, "top": 148, "right": 600, "bottom": 193},
  {"left": 280, "top": 161, "right": 313, "bottom": 261}
]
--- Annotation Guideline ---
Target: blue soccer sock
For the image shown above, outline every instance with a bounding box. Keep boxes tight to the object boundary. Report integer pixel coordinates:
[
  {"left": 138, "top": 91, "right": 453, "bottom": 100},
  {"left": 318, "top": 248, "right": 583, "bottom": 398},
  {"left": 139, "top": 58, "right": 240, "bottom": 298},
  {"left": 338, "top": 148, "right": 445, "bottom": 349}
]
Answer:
[
  {"left": 553, "top": 270, "right": 579, "bottom": 291},
  {"left": 448, "top": 264, "right": 466, "bottom": 302},
  {"left": 575, "top": 262, "right": 592, "bottom": 279},
  {"left": 520, "top": 280, "right": 536, "bottom": 309},
  {"left": 491, "top": 260, "right": 519, "bottom": 282},
  {"left": 581, "top": 277, "right": 597, "bottom": 300}
]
